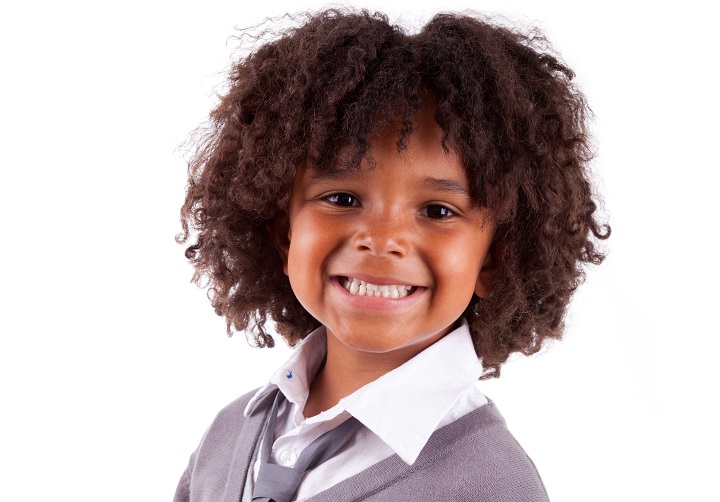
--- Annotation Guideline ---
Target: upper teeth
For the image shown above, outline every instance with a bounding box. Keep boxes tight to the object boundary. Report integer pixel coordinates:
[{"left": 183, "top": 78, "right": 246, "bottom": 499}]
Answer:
[{"left": 342, "top": 277, "right": 413, "bottom": 298}]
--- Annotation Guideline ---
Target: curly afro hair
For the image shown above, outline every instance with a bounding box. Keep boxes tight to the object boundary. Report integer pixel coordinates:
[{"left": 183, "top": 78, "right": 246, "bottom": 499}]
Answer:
[{"left": 178, "top": 9, "right": 609, "bottom": 378}]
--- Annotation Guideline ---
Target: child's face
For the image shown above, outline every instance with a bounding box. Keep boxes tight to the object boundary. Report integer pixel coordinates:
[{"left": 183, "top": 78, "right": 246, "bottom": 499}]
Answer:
[{"left": 277, "top": 105, "right": 495, "bottom": 363}]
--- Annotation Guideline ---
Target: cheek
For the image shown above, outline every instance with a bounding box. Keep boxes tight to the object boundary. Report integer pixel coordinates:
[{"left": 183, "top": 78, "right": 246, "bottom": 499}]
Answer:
[
  {"left": 286, "top": 229, "right": 321, "bottom": 315},
  {"left": 435, "top": 237, "right": 483, "bottom": 278},
  {"left": 430, "top": 235, "right": 488, "bottom": 310},
  {"left": 287, "top": 216, "right": 337, "bottom": 284}
]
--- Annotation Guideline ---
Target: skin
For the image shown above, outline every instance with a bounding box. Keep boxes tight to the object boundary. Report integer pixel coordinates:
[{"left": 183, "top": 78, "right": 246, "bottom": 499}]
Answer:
[{"left": 275, "top": 105, "right": 496, "bottom": 418}]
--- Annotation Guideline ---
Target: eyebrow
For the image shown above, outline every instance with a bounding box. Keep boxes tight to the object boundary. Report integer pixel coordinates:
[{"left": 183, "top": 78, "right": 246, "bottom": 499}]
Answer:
[
  {"left": 420, "top": 177, "right": 472, "bottom": 198},
  {"left": 307, "top": 170, "right": 472, "bottom": 199}
]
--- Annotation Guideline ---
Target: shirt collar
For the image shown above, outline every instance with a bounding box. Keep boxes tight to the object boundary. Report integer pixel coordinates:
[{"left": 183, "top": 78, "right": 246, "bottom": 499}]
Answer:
[
  {"left": 244, "top": 319, "right": 483, "bottom": 465},
  {"left": 244, "top": 324, "right": 327, "bottom": 419}
]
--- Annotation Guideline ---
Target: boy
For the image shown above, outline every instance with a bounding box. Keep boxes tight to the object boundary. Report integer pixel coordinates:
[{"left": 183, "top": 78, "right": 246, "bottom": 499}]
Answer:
[{"left": 175, "top": 9, "right": 608, "bottom": 502}]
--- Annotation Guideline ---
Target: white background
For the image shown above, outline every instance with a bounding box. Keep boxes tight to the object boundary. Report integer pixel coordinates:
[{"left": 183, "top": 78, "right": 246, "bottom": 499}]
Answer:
[{"left": 1, "top": 1, "right": 718, "bottom": 501}]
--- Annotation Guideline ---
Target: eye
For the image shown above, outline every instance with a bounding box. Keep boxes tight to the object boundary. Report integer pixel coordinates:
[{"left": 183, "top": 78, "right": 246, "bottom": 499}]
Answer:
[
  {"left": 325, "top": 193, "right": 359, "bottom": 207},
  {"left": 420, "top": 204, "right": 455, "bottom": 219}
]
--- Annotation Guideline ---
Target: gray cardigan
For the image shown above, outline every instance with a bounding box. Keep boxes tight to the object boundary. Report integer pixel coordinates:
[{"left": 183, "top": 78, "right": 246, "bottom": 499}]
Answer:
[{"left": 174, "top": 390, "right": 550, "bottom": 501}]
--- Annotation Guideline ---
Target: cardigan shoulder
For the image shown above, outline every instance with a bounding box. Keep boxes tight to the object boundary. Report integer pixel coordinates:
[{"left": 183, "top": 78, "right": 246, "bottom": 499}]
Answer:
[
  {"left": 308, "top": 401, "right": 550, "bottom": 502},
  {"left": 174, "top": 388, "right": 268, "bottom": 502}
]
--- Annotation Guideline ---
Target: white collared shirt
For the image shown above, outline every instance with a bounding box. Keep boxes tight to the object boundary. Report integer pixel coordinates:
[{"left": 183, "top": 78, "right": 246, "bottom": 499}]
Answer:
[{"left": 243, "top": 319, "right": 488, "bottom": 501}]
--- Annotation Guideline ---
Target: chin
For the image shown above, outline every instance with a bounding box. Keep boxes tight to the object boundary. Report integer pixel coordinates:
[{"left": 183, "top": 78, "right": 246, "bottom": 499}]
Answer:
[{"left": 333, "top": 325, "right": 438, "bottom": 355}]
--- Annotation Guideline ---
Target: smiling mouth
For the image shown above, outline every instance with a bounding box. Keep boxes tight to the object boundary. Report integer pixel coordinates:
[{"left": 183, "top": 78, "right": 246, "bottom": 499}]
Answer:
[{"left": 340, "top": 277, "right": 417, "bottom": 298}]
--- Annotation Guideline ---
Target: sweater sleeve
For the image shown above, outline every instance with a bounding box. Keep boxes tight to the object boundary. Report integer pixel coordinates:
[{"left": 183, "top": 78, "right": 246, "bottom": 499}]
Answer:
[{"left": 173, "top": 460, "right": 191, "bottom": 502}]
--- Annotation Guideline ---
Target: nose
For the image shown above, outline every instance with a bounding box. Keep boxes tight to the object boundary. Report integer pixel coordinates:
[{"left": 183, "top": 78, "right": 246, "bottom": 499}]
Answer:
[{"left": 351, "top": 209, "right": 411, "bottom": 257}]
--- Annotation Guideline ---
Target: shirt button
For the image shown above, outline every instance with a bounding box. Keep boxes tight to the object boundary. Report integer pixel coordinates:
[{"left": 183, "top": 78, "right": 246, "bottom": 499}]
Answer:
[{"left": 279, "top": 449, "right": 298, "bottom": 466}]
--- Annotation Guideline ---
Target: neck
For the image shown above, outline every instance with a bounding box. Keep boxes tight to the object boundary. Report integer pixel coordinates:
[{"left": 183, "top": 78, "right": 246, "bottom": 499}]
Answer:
[{"left": 302, "top": 330, "right": 426, "bottom": 418}]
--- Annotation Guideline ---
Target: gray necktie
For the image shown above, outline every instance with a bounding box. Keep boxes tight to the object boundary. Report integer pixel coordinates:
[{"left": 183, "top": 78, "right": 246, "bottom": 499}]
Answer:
[{"left": 252, "top": 391, "right": 363, "bottom": 502}]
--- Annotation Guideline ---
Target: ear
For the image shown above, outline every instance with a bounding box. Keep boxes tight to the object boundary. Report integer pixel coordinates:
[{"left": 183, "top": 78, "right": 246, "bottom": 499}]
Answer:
[
  {"left": 474, "top": 245, "right": 497, "bottom": 299},
  {"left": 269, "top": 213, "right": 291, "bottom": 276}
]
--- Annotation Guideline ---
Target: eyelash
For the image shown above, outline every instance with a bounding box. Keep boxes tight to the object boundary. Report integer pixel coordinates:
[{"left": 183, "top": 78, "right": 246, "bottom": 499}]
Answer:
[{"left": 324, "top": 193, "right": 456, "bottom": 219}]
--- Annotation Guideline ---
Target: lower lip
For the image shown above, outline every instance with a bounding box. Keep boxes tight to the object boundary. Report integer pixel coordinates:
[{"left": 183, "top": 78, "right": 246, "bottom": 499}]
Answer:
[{"left": 331, "top": 277, "right": 426, "bottom": 310}]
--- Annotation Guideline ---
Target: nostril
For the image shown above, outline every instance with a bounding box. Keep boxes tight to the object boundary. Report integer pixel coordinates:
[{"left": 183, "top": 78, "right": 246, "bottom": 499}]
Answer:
[{"left": 351, "top": 224, "right": 410, "bottom": 256}]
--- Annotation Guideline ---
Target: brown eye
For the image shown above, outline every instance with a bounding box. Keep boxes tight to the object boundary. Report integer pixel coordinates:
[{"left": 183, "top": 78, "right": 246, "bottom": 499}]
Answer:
[
  {"left": 421, "top": 204, "right": 454, "bottom": 219},
  {"left": 326, "top": 193, "right": 359, "bottom": 207}
]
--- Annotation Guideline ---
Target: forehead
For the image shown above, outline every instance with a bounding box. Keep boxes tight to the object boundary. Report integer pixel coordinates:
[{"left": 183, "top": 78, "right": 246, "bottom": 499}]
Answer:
[{"left": 306, "top": 102, "right": 469, "bottom": 183}]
